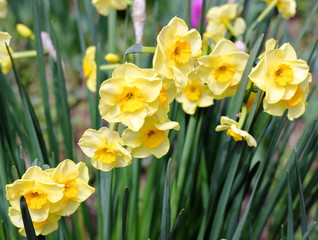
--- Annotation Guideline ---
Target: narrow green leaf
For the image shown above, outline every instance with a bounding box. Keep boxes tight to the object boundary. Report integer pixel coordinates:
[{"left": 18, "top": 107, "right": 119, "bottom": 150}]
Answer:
[
  {"left": 122, "top": 187, "right": 129, "bottom": 240},
  {"left": 287, "top": 171, "right": 294, "bottom": 240},
  {"left": 293, "top": 1, "right": 318, "bottom": 47},
  {"left": 50, "top": 23, "right": 76, "bottom": 161},
  {"left": 294, "top": 150, "right": 308, "bottom": 237},
  {"left": 227, "top": 34, "right": 264, "bottom": 119},
  {"left": 32, "top": 0, "right": 58, "bottom": 164},
  {"left": 169, "top": 209, "right": 184, "bottom": 239},
  {"left": 124, "top": 44, "right": 143, "bottom": 60},
  {"left": 161, "top": 159, "right": 171, "bottom": 240},
  {"left": 301, "top": 222, "right": 317, "bottom": 240},
  {"left": 20, "top": 196, "right": 37, "bottom": 240}
]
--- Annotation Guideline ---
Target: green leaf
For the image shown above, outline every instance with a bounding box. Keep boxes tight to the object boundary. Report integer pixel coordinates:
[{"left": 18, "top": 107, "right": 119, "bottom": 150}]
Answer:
[
  {"left": 20, "top": 196, "right": 37, "bottom": 240},
  {"left": 287, "top": 171, "right": 294, "bottom": 240},
  {"left": 301, "top": 222, "right": 317, "bottom": 240},
  {"left": 169, "top": 209, "right": 184, "bottom": 239},
  {"left": 124, "top": 44, "right": 143, "bottom": 60},
  {"left": 227, "top": 34, "right": 264, "bottom": 119},
  {"left": 122, "top": 187, "right": 129, "bottom": 240},
  {"left": 293, "top": 1, "right": 318, "bottom": 47},
  {"left": 161, "top": 159, "right": 171, "bottom": 240},
  {"left": 294, "top": 150, "right": 308, "bottom": 238}
]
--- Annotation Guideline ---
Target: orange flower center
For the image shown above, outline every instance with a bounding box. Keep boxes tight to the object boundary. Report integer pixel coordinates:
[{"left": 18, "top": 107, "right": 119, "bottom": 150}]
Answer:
[
  {"left": 172, "top": 39, "right": 192, "bottom": 64},
  {"left": 183, "top": 81, "right": 201, "bottom": 101},
  {"left": 24, "top": 191, "right": 48, "bottom": 210},
  {"left": 144, "top": 129, "right": 165, "bottom": 149},
  {"left": 94, "top": 146, "right": 116, "bottom": 164},
  {"left": 227, "top": 129, "right": 243, "bottom": 141},
  {"left": 214, "top": 63, "right": 235, "bottom": 83},
  {"left": 118, "top": 86, "right": 145, "bottom": 113},
  {"left": 274, "top": 64, "right": 293, "bottom": 87},
  {"left": 63, "top": 179, "right": 78, "bottom": 200}
]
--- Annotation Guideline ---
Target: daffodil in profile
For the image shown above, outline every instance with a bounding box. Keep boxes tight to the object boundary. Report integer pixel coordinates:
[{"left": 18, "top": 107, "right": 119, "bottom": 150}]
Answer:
[
  {"left": 263, "top": 73, "right": 311, "bottom": 120},
  {"left": 153, "top": 76, "right": 177, "bottom": 122},
  {"left": 0, "top": 47, "right": 12, "bottom": 74},
  {"left": 122, "top": 116, "right": 180, "bottom": 158},
  {"left": 215, "top": 116, "right": 257, "bottom": 147},
  {"left": 9, "top": 207, "right": 61, "bottom": 236},
  {"left": 0, "top": 31, "right": 11, "bottom": 61},
  {"left": 264, "top": 0, "right": 296, "bottom": 19},
  {"left": 153, "top": 17, "right": 202, "bottom": 88},
  {"left": 249, "top": 43, "right": 309, "bottom": 104},
  {"left": 82, "top": 46, "right": 97, "bottom": 92},
  {"left": 99, "top": 63, "right": 162, "bottom": 131},
  {"left": 46, "top": 160, "right": 95, "bottom": 216},
  {"left": 176, "top": 70, "right": 214, "bottom": 115},
  {"left": 205, "top": 4, "right": 246, "bottom": 42},
  {"left": 92, "top": 0, "right": 130, "bottom": 16},
  {"left": 78, "top": 127, "right": 132, "bottom": 171},
  {"left": 6, "top": 166, "right": 64, "bottom": 223},
  {"left": 198, "top": 39, "right": 249, "bottom": 99}
]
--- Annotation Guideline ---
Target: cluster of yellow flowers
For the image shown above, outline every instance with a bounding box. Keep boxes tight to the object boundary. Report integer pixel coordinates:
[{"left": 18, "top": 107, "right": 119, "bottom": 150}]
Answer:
[
  {"left": 79, "top": 62, "right": 180, "bottom": 171},
  {"left": 250, "top": 38, "right": 310, "bottom": 121},
  {"left": 6, "top": 160, "right": 95, "bottom": 236}
]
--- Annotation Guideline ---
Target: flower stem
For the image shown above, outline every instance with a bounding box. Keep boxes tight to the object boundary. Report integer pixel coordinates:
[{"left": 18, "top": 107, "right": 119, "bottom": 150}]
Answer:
[
  {"left": 224, "top": 21, "right": 238, "bottom": 37},
  {"left": 12, "top": 50, "right": 37, "bottom": 59},
  {"left": 141, "top": 46, "right": 156, "bottom": 53},
  {"left": 256, "top": 0, "right": 278, "bottom": 23},
  {"left": 100, "top": 64, "right": 121, "bottom": 71},
  {"left": 238, "top": 105, "right": 247, "bottom": 129}
]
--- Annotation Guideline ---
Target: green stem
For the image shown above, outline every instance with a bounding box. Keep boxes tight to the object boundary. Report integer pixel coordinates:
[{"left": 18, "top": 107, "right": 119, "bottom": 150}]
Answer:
[
  {"left": 224, "top": 21, "right": 238, "bottom": 37},
  {"left": 141, "top": 46, "right": 156, "bottom": 53},
  {"left": 238, "top": 105, "right": 247, "bottom": 129},
  {"left": 256, "top": 0, "right": 278, "bottom": 23},
  {"left": 12, "top": 50, "right": 37, "bottom": 59},
  {"left": 100, "top": 64, "right": 121, "bottom": 71}
]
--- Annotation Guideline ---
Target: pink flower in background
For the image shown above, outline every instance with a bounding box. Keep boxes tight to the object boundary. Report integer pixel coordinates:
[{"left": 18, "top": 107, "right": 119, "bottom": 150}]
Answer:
[{"left": 191, "top": 0, "right": 203, "bottom": 28}]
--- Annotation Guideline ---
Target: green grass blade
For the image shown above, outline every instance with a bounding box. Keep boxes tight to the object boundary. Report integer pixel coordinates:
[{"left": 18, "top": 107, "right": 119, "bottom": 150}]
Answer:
[
  {"left": 293, "top": 1, "right": 318, "bottom": 47},
  {"left": 122, "top": 187, "right": 129, "bottom": 240},
  {"left": 227, "top": 34, "right": 264, "bottom": 119},
  {"left": 161, "top": 159, "right": 171, "bottom": 240},
  {"left": 301, "top": 222, "right": 317, "bottom": 240},
  {"left": 169, "top": 209, "right": 184, "bottom": 239},
  {"left": 32, "top": 0, "right": 58, "bottom": 164},
  {"left": 294, "top": 150, "right": 308, "bottom": 237},
  {"left": 287, "top": 171, "right": 294, "bottom": 240},
  {"left": 20, "top": 196, "right": 37, "bottom": 240}
]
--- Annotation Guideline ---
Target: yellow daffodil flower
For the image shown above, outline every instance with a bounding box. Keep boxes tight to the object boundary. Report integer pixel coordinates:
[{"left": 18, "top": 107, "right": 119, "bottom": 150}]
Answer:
[
  {"left": 78, "top": 127, "right": 132, "bottom": 171},
  {"left": 153, "top": 17, "right": 202, "bottom": 88},
  {"left": 82, "top": 46, "right": 97, "bottom": 92},
  {"left": 122, "top": 116, "right": 180, "bottom": 158},
  {"left": 249, "top": 43, "right": 309, "bottom": 104},
  {"left": 258, "top": 38, "right": 277, "bottom": 60},
  {"left": 198, "top": 39, "right": 249, "bottom": 99},
  {"left": 99, "top": 63, "right": 162, "bottom": 131},
  {"left": 263, "top": 73, "right": 311, "bottom": 120},
  {"left": 45, "top": 160, "right": 95, "bottom": 216},
  {"left": 215, "top": 116, "right": 257, "bottom": 147},
  {"left": 264, "top": 0, "right": 296, "bottom": 19},
  {"left": 9, "top": 207, "right": 61, "bottom": 236},
  {"left": 0, "top": 0, "right": 7, "bottom": 18},
  {"left": 92, "top": 0, "right": 130, "bottom": 16},
  {"left": 205, "top": 4, "right": 246, "bottom": 42},
  {"left": 176, "top": 70, "right": 214, "bottom": 115},
  {"left": 0, "top": 31, "right": 11, "bottom": 61},
  {"left": 6, "top": 166, "right": 64, "bottom": 223}
]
